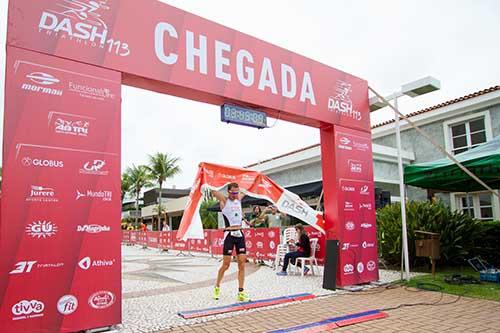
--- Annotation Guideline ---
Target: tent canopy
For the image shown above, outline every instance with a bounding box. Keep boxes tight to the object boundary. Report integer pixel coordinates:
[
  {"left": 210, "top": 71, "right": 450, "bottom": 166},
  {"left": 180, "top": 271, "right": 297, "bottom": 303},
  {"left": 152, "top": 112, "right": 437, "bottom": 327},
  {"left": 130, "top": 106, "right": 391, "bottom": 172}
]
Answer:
[{"left": 404, "top": 135, "right": 500, "bottom": 192}]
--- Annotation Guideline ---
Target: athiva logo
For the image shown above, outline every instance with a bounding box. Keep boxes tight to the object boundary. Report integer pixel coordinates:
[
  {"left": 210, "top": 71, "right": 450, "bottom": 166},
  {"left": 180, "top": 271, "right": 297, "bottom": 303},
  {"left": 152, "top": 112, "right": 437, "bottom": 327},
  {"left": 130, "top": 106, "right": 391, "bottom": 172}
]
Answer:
[
  {"left": 26, "top": 221, "right": 58, "bottom": 239},
  {"left": 78, "top": 256, "right": 115, "bottom": 270},
  {"left": 79, "top": 159, "right": 108, "bottom": 175},
  {"left": 26, "top": 185, "right": 58, "bottom": 203},
  {"left": 12, "top": 300, "right": 45, "bottom": 320},
  {"left": 21, "top": 72, "right": 63, "bottom": 96},
  {"left": 328, "top": 80, "right": 361, "bottom": 121},
  {"left": 76, "top": 189, "right": 112, "bottom": 201},
  {"left": 38, "top": 0, "right": 130, "bottom": 56}
]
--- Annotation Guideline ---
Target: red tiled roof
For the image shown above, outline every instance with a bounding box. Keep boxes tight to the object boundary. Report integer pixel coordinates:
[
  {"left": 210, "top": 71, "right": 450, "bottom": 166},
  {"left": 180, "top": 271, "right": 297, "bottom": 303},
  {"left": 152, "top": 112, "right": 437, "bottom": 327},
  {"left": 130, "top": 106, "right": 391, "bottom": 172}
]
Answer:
[
  {"left": 372, "top": 85, "right": 500, "bottom": 129},
  {"left": 245, "top": 86, "right": 500, "bottom": 168}
]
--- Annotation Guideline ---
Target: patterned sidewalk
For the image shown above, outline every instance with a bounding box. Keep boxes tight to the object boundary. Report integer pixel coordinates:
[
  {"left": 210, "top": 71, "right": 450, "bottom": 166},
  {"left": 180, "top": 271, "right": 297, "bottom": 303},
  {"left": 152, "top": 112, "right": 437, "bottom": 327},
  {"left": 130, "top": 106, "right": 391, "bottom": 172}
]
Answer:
[{"left": 164, "top": 286, "right": 500, "bottom": 333}]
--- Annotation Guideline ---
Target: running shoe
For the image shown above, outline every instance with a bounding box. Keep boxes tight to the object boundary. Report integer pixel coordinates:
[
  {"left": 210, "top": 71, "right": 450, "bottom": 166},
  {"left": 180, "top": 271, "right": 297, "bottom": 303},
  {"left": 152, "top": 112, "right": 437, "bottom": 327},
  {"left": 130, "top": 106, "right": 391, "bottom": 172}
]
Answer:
[
  {"left": 213, "top": 286, "right": 220, "bottom": 300},
  {"left": 237, "top": 291, "right": 250, "bottom": 302}
]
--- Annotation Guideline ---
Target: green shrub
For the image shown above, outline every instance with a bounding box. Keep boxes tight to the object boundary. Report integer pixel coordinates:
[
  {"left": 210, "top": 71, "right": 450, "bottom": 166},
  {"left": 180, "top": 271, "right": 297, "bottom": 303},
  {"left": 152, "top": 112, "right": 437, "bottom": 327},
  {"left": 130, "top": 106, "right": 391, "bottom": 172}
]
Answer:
[
  {"left": 472, "top": 220, "right": 500, "bottom": 267},
  {"left": 377, "top": 201, "right": 480, "bottom": 266}
]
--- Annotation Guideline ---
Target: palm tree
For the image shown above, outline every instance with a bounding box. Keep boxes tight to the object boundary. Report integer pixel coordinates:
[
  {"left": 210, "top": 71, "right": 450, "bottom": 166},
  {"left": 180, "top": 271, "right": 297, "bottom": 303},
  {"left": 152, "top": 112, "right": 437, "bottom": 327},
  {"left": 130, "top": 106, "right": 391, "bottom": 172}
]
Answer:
[
  {"left": 126, "top": 165, "right": 154, "bottom": 227},
  {"left": 147, "top": 153, "right": 181, "bottom": 230},
  {"left": 200, "top": 198, "right": 218, "bottom": 229},
  {"left": 121, "top": 172, "right": 132, "bottom": 204}
]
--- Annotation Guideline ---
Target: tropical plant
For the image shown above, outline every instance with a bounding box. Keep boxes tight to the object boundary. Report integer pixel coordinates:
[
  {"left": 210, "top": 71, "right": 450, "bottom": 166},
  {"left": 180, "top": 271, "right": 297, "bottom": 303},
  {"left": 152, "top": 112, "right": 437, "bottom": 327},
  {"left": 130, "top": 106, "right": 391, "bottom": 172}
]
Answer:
[
  {"left": 126, "top": 164, "right": 154, "bottom": 227},
  {"left": 146, "top": 153, "right": 181, "bottom": 230},
  {"left": 121, "top": 172, "right": 132, "bottom": 203},
  {"left": 200, "top": 198, "right": 218, "bottom": 229},
  {"left": 377, "top": 200, "right": 480, "bottom": 266}
]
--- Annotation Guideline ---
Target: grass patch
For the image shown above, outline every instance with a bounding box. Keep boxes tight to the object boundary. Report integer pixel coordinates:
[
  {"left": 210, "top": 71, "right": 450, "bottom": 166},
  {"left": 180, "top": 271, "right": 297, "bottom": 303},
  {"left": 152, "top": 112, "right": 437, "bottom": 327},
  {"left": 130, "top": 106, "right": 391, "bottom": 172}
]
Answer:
[{"left": 404, "top": 266, "right": 500, "bottom": 302}]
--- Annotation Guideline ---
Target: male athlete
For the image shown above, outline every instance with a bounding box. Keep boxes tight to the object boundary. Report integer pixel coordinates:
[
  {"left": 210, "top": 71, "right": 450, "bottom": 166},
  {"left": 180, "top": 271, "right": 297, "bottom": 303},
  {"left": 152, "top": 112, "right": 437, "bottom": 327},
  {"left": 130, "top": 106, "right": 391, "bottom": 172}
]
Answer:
[{"left": 211, "top": 182, "right": 250, "bottom": 301}]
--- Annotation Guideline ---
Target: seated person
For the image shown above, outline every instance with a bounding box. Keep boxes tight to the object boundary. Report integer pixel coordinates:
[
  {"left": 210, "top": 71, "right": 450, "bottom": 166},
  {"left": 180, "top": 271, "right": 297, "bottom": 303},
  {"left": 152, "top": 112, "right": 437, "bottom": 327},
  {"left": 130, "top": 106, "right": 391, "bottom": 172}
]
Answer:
[{"left": 276, "top": 224, "right": 311, "bottom": 276}]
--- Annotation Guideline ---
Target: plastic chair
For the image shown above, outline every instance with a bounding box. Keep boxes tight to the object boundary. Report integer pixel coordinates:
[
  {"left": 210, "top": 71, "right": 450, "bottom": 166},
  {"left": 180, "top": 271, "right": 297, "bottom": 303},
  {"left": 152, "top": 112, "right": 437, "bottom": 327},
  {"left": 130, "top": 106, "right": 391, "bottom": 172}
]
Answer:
[
  {"left": 283, "top": 227, "right": 297, "bottom": 244},
  {"left": 273, "top": 244, "right": 289, "bottom": 271},
  {"left": 294, "top": 238, "right": 319, "bottom": 276}
]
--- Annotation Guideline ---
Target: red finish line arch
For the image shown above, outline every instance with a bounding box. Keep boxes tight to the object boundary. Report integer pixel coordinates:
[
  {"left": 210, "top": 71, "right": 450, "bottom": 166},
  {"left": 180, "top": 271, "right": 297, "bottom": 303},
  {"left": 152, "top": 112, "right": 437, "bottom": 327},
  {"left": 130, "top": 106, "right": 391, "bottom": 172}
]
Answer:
[{"left": 1, "top": 1, "right": 378, "bottom": 332}]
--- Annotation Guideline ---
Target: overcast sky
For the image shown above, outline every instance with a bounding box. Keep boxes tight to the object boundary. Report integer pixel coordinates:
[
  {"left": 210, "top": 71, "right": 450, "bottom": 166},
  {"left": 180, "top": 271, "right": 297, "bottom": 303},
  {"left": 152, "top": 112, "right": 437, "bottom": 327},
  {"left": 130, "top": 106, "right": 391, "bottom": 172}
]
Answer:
[{"left": 1, "top": 0, "right": 499, "bottom": 189}]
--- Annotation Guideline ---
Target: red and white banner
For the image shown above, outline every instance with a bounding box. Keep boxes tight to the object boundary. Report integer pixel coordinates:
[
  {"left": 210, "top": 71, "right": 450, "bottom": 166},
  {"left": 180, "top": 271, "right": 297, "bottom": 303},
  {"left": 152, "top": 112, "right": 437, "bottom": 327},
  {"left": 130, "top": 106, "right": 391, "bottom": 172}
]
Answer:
[
  {"left": 0, "top": 47, "right": 121, "bottom": 332},
  {"left": 7, "top": 0, "right": 369, "bottom": 132},
  {"left": 178, "top": 162, "right": 325, "bottom": 241}
]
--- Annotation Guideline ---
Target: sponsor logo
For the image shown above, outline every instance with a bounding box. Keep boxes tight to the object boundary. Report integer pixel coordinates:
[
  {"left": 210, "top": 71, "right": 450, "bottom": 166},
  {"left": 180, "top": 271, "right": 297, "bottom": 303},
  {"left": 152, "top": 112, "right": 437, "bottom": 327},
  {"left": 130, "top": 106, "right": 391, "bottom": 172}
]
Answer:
[
  {"left": 38, "top": 0, "right": 130, "bottom": 56},
  {"left": 79, "top": 160, "right": 108, "bottom": 175},
  {"left": 359, "top": 203, "right": 372, "bottom": 210},
  {"left": 269, "top": 241, "right": 276, "bottom": 250},
  {"left": 217, "top": 173, "right": 236, "bottom": 180},
  {"left": 57, "top": 295, "right": 78, "bottom": 315},
  {"left": 54, "top": 117, "right": 89, "bottom": 136},
  {"left": 26, "top": 185, "right": 59, "bottom": 203},
  {"left": 362, "top": 241, "right": 375, "bottom": 249},
  {"left": 348, "top": 160, "right": 362, "bottom": 173},
  {"left": 26, "top": 221, "right": 58, "bottom": 238},
  {"left": 258, "top": 179, "right": 272, "bottom": 189},
  {"left": 22, "top": 157, "right": 64, "bottom": 168},
  {"left": 343, "top": 264, "right": 354, "bottom": 274},
  {"left": 78, "top": 256, "right": 115, "bottom": 270},
  {"left": 21, "top": 72, "right": 63, "bottom": 96},
  {"left": 280, "top": 198, "right": 309, "bottom": 218},
  {"left": 344, "top": 201, "right": 354, "bottom": 211},
  {"left": 341, "top": 243, "right": 350, "bottom": 251},
  {"left": 68, "top": 82, "right": 116, "bottom": 101},
  {"left": 88, "top": 291, "right": 115, "bottom": 309},
  {"left": 12, "top": 300, "right": 45, "bottom": 320},
  {"left": 268, "top": 231, "right": 276, "bottom": 238},
  {"left": 360, "top": 185, "right": 369, "bottom": 195},
  {"left": 328, "top": 80, "right": 361, "bottom": 121},
  {"left": 254, "top": 231, "right": 265, "bottom": 238},
  {"left": 357, "top": 262, "right": 364, "bottom": 273},
  {"left": 367, "top": 260, "right": 376, "bottom": 271},
  {"left": 353, "top": 141, "right": 369, "bottom": 152},
  {"left": 76, "top": 224, "right": 110, "bottom": 233},
  {"left": 345, "top": 221, "right": 355, "bottom": 231},
  {"left": 360, "top": 223, "right": 373, "bottom": 229},
  {"left": 256, "top": 241, "right": 264, "bottom": 249},
  {"left": 76, "top": 189, "right": 112, "bottom": 201},
  {"left": 10, "top": 261, "right": 64, "bottom": 274},
  {"left": 246, "top": 240, "right": 252, "bottom": 249},
  {"left": 341, "top": 185, "right": 355, "bottom": 192}
]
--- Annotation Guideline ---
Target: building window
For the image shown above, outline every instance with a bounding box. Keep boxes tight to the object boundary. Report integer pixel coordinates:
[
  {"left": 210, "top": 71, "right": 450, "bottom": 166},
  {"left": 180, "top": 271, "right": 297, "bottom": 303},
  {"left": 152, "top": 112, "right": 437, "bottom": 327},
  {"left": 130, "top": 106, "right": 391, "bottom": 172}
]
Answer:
[
  {"left": 450, "top": 117, "right": 486, "bottom": 154},
  {"left": 456, "top": 192, "right": 494, "bottom": 221}
]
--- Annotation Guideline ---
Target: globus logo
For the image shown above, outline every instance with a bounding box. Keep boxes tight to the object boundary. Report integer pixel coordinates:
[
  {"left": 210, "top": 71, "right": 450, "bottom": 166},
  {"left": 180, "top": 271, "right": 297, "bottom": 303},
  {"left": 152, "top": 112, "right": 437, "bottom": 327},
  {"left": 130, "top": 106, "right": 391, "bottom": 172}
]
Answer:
[{"left": 21, "top": 157, "right": 64, "bottom": 168}]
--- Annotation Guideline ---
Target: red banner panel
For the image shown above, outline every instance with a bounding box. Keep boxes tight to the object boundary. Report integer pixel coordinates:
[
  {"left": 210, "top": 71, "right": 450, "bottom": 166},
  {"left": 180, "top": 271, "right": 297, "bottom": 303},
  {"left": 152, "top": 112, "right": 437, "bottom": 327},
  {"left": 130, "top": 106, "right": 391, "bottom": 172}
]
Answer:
[
  {"left": 158, "top": 231, "right": 171, "bottom": 250},
  {"left": 0, "top": 47, "right": 121, "bottom": 332},
  {"left": 189, "top": 230, "right": 210, "bottom": 253},
  {"left": 210, "top": 230, "right": 225, "bottom": 256},
  {"left": 146, "top": 232, "right": 160, "bottom": 249},
  {"left": 304, "top": 227, "right": 326, "bottom": 265},
  {"left": 252, "top": 228, "right": 280, "bottom": 261},
  {"left": 171, "top": 231, "right": 188, "bottom": 251},
  {"left": 122, "top": 231, "right": 131, "bottom": 243},
  {"left": 130, "top": 232, "right": 138, "bottom": 244},
  {"left": 7, "top": 0, "right": 369, "bottom": 131}
]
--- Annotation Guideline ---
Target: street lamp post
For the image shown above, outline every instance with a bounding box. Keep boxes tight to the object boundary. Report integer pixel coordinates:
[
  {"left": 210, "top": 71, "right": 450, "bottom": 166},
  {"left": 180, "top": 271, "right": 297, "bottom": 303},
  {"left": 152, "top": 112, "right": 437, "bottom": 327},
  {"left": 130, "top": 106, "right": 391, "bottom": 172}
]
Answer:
[{"left": 369, "top": 77, "right": 440, "bottom": 281}]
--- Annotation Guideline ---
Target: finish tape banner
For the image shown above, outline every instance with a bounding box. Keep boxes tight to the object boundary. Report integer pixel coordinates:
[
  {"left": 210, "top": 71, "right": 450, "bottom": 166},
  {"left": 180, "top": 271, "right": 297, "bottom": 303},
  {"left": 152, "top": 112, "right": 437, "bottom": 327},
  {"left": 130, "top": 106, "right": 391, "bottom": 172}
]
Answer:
[
  {"left": 177, "top": 162, "right": 325, "bottom": 241},
  {"left": 0, "top": 47, "right": 121, "bottom": 332}
]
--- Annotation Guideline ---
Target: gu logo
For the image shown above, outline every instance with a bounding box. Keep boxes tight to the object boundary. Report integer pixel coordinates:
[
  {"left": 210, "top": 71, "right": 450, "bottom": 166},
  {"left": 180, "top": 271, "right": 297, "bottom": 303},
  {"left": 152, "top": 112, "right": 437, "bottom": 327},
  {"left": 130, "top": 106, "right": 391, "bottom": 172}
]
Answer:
[{"left": 26, "top": 221, "right": 58, "bottom": 239}]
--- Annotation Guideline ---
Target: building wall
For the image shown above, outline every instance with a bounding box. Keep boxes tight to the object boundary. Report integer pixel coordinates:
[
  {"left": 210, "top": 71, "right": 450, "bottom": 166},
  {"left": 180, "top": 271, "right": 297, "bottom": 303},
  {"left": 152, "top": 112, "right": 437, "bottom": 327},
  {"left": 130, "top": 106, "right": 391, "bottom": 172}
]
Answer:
[{"left": 267, "top": 162, "right": 322, "bottom": 187}]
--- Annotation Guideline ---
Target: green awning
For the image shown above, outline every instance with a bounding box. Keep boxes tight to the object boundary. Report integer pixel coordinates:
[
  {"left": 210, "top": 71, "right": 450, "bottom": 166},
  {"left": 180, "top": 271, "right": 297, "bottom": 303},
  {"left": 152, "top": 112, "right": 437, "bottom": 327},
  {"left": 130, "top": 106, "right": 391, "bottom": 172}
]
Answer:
[{"left": 404, "top": 135, "right": 500, "bottom": 192}]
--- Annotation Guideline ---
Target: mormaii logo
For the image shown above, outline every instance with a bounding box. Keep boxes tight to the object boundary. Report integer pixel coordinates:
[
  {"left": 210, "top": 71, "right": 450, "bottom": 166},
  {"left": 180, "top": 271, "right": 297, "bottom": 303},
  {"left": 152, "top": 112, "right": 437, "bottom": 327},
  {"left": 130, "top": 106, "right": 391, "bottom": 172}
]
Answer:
[
  {"left": 88, "top": 291, "right": 116, "bottom": 309},
  {"left": 76, "top": 189, "right": 112, "bottom": 201},
  {"left": 26, "top": 221, "right": 58, "bottom": 239},
  {"left": 343, "top": 264, "right": 354, "bottom": 274},
  {"left": 21, "top": 72, "right": 63, "bottom": 96},
  {"left": 338, "top": 136, "right": 353, "bottom": 151},
  {"left": 68, "top": 82, "right": 116, "bottom": 101},
  {"left": 78, "top": 257, "right": 115, "bottom": 270},
  {"left": 360, "top": 185, "right": 369, "bottom": 195},
  {"left": 12, "top": 300, "right": 45, "bottom": 320},
  {"left": 345, "top": 221, "right": 355, "bottom": 231},
  {"left": 26, "top": 185, "right": 58, "bottom": 203},
  {"left": 361, "top": 223, "right": 373, "bottom": 229},
  {"left": 367, "top": 260, "right": 376, "bottom": 271},
  {"left": 38, "top": 1, "right": 130, "bottom": 57},
  {"left": 327, "top": 80, "right": 361, "bottom": 121},
  {"left": 80, "top": 160, "right": 108, "bottom": 175},
  {"left": 57, "top": 295, "right": 78, "bottom": 315},
  {"left": 77, "top": 224, "right": 110, "bottom": 233},
  {"left": 22, "top": 157, "right": 64, "bottom": 168},
  {"left": 357, "top": 262, "right": 364, "bottom": 273}
]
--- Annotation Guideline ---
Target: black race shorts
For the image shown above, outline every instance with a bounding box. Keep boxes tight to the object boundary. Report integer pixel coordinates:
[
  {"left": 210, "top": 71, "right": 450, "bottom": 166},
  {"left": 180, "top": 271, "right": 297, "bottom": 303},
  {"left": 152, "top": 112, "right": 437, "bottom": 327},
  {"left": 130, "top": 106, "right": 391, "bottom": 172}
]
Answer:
[{"left": 223, "top": 233, "right": 246, "bottom": 256}]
